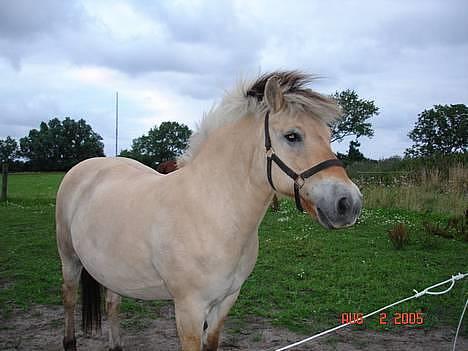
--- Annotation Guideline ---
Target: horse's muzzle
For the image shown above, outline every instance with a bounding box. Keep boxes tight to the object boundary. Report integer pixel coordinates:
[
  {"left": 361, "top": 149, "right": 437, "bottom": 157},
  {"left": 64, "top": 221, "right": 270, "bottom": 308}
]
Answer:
[{"left": 309, "top": 181, "right": 362, "bottom": 229}]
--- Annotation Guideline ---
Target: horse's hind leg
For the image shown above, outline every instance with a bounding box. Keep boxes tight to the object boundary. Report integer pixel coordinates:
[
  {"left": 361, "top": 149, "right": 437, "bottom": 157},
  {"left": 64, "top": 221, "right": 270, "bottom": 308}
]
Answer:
[
  {"left": 106, "top": 289, "right": 123, "bottom": 351},
  {"left": 60, "top": 255, "right": 82, "bottom": 350},
  {"left": 57, "top": 222, "right": 82, "bottom": 351}
]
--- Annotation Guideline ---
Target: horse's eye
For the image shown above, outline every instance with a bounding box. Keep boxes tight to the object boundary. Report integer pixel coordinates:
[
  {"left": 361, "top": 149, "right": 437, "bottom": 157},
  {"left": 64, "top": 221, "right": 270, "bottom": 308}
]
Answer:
[{"left": 284, "top": 132, "right": 302, "bottom": 143}]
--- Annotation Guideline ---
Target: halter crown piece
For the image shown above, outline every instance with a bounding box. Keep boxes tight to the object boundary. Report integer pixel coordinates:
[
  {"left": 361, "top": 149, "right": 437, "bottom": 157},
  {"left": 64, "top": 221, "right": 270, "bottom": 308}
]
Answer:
[{"left": 264, "top": 111, "right": 344, "bottom": 213}]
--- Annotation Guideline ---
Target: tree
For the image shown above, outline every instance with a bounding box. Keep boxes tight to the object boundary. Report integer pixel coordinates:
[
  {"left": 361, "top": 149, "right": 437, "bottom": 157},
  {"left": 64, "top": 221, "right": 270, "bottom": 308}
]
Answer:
[
  {"left": 120, "top": 121, "right": 192, "bottom": 169},
  {"left": 336, "top": 140, "right": 366, "bottom": 164},
  {"left": 20, "top": 117, "right": 104, "bottom": 171},
  {"left": 347, "top": 140, "right": 365, "bottom": 162},
  {"left": 330, "top": 89, "right": 379, "bottom": 143},
  {"left": 0, "top": 136, "right": 19, "bottom": 163},
  {"left": 405, "top": 104, "right": 468, "bottom": 157}
]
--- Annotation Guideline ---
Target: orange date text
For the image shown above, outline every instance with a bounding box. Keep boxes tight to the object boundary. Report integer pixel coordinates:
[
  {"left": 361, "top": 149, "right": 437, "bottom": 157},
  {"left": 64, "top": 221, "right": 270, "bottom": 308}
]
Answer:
[{"left": 379, "top": 312, "right": 424, "bottom": 325}]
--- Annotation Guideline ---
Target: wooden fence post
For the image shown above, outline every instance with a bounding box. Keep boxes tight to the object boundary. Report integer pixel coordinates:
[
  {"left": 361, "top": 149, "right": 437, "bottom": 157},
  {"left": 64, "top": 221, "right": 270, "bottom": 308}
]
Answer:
[{"left": 1, "top": 162, "right": 8, "bottom": 202}]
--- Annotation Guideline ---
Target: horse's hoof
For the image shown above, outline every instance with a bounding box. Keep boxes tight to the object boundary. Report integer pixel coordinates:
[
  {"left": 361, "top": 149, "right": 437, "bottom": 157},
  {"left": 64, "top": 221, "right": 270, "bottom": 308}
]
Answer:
[{"left": 63, "top": 337, "right": 77, "bottom": 351}]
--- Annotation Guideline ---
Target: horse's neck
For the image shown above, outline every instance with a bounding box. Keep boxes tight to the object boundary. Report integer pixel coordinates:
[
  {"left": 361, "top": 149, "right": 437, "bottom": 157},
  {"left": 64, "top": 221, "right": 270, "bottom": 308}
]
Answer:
[{"left": 183, "top": 116, "right": 273, "bottom": 232}]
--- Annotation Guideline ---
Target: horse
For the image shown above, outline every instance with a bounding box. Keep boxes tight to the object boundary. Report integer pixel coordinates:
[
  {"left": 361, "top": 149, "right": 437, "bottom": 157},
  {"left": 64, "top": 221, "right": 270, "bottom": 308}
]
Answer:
[
  {"left": 157, "top": 160, "right": 178, "bottom": 174},
  {"left": 56, "top": 71, "right": 362, "bottom": 351}
]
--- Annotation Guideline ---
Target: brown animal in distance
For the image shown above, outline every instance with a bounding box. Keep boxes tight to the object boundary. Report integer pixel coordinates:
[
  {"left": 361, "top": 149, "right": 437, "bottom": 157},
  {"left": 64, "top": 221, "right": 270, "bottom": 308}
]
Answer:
[{"left": 156, "top": 160, "right": 178, "bottom": 174}]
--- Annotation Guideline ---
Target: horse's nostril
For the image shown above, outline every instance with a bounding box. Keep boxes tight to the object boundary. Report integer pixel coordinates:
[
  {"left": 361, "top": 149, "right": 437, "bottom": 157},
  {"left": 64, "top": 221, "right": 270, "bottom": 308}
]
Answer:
[{"left": 337, "top": 197, "right": 350, "bottom": 216}]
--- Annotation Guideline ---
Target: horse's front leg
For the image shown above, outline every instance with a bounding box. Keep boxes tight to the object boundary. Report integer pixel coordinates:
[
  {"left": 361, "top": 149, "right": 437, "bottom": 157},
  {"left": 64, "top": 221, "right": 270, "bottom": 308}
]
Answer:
[
  {"left": 106, "top": 289, "right": 122, "bottom": 351},
  {"left": 174, "top": 298, "right": 207, "bottom": 351},
  {"left": 203, "top": 291, "right": 240, "bottom": 351}
]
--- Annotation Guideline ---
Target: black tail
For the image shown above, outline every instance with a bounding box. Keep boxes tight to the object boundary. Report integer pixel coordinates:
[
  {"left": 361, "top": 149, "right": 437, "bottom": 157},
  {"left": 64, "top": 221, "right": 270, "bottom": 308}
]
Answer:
[{"left": 81, "top": 268, "right": 102, "bottom": 335}]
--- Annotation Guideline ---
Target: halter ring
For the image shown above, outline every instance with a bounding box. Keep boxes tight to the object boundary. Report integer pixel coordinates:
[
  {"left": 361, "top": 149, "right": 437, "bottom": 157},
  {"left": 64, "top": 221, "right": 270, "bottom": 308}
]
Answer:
[{"left": 294, "top": 176, "right": 305, "bottom": 189}]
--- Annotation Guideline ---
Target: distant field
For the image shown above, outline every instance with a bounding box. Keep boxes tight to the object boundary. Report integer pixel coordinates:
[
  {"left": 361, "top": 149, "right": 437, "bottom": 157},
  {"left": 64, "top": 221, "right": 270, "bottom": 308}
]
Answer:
[
  {"left": 353, "top": 167, "right": 467, "bottom": 216},
  {"left": 0, "top": 172, "right": 467, "bottom": 336},
  {"left": 5, "top": 172, "right": 64, "bottom": 205}
]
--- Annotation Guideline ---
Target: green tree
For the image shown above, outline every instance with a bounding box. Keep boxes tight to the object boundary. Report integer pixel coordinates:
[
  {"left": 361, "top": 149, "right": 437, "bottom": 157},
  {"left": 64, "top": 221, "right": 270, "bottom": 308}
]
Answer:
[
  {"left": 347, "top": 140, "right": 365, "bottom": 162},
  {"left": 120, "top": 121, "right": 192, "bottom": 169},
  {"left": 405, "top": 104, "right": 468, "bottom": 157},
  {"left": 20, "top": 117, "right": 104, "bottom": 171},
  {"left": 330, "top": 89, "right": 379, "bottom": 143},
  {"left": 0, "top": 136, "right": 19, "bottom": 163}
]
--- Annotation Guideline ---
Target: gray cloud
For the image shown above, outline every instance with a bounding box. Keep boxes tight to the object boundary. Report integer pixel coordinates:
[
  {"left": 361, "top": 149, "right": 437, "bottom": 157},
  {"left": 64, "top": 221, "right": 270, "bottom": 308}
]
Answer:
[
  {"left": 0, "top": 0, "right": 264, "bottom": 81},
  {"left": 89, "top": 1, "right": 264, "bottom": 77},
  {"left": 0, "top": 0, "right": 84, "bottom": 39},
  {"left": 0, "top": 0, "right": 87, "bottom": 68},
  {"left": 377, "top": 1, "right": 468, "bottom": 50}
]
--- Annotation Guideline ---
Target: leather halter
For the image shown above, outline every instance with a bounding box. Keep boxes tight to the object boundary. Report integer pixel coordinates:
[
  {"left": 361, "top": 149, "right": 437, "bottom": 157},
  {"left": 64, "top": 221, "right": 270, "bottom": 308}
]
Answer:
[{"left": 264, "top": 111, "right": 344, "bottom": 212}]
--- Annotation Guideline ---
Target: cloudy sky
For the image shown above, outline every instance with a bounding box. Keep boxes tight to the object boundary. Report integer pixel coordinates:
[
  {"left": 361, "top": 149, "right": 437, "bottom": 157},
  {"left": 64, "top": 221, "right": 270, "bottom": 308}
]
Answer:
[{"left": 1, "top": 0, "right": 467, "bottom": 159}]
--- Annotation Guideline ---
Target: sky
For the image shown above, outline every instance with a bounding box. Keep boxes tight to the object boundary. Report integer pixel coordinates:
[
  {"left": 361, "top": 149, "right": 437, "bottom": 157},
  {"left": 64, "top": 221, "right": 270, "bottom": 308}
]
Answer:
[{"left": 1, "top": 0, "right": 467, "bottom": 159}]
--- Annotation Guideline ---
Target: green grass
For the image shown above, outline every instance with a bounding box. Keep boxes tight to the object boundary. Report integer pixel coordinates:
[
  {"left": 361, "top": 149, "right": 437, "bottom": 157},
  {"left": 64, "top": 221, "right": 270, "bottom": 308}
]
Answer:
[
  {"left": 0, "top": 173, "right": 64, "bottom": 309},
  {"left": 231, "top": 203, "right": 467, "bottom": 334},
  {"left": 5, "top": 172, "right": 64, "bottom": 206},
  {"left": 1, "top": 172, "right": 467, "bottom": 336}
]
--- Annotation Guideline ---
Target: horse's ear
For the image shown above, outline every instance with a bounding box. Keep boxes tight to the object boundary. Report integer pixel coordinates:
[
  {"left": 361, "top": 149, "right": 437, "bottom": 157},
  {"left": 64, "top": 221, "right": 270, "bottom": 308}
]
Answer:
[{"left": 264, "top": 76, "right": 284, "bottom": 113}]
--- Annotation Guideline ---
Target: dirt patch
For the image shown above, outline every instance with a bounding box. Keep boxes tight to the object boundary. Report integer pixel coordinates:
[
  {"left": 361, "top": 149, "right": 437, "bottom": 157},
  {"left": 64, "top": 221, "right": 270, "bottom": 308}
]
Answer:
[{"left": 0, "top": 304, "right": 466, "bottom": 350}]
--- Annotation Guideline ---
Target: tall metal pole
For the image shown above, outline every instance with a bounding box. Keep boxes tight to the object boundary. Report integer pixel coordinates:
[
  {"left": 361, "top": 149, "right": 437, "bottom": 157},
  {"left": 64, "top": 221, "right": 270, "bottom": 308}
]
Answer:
[{"left": 115, "top": 91, "right": 119, "bottom": 156}]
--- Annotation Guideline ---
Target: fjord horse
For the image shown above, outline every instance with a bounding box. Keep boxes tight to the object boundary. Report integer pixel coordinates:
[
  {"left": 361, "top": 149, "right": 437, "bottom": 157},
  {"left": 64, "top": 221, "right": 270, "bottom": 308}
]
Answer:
[{"left": 56, "top": 71, "right": 362, "bottom": 351}]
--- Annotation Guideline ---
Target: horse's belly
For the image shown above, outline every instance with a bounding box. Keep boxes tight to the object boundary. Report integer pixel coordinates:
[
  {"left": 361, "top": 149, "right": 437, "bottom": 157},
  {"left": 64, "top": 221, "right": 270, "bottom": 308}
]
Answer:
[
  {"left": 83, "top": 258, "right": 173, "bottom": 300},
  {"left": 73, "top": 231, "right": 173, "bottom": 301},
  {"left": 105, "top": 278, "right": 172, "bottom": 300}
]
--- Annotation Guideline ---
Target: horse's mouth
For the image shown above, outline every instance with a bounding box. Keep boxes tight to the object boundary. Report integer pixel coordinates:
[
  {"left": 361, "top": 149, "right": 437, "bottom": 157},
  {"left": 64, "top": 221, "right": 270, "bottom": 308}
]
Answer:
[
  {"left": 300, "top": 196, "right": 335, "bottom": 230},
  {"left": 316, "top": 207, "right": 335, "bottom": 229}
]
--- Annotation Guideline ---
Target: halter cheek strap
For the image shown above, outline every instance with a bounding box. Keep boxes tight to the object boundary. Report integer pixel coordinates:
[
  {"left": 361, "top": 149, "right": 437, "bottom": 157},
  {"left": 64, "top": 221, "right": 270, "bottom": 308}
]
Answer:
[{"left": 264, "top": 111, "right": 344, "bottom": 212}]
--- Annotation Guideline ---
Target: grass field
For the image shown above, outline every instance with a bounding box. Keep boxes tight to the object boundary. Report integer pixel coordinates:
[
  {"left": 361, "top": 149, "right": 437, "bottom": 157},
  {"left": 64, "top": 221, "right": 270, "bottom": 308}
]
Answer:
[{"left": 0, "top": 172, "right": 467, "bottom": 336}]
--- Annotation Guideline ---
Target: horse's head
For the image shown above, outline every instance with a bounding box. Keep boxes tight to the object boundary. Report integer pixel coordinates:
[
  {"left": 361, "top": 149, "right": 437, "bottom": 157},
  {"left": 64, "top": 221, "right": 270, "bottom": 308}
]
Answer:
[{"left": 261, "top": 75, "right": 362, "bottom": 229}]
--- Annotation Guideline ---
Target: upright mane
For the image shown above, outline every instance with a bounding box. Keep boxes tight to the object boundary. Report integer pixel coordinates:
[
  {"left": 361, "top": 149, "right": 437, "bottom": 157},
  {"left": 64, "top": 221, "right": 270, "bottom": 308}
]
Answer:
[{"left": 178, "top": 70, "right": 341, "bottom": 166}]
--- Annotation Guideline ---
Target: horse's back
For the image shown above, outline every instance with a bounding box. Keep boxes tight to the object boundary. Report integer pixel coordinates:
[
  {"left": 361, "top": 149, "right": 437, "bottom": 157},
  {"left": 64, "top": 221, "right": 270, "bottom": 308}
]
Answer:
[
  {"left": 57, "top": 157, "right": 158, "bottom": 221},
  {"left": 62, "top": 156, "right": 158, "bottom": 185}
]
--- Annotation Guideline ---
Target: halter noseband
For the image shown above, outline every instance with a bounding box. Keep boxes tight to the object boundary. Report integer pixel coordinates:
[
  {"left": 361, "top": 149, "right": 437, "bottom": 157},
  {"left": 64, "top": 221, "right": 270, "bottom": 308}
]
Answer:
[{"left": 264, "top": 111, "right": 344, "bottom": 212}]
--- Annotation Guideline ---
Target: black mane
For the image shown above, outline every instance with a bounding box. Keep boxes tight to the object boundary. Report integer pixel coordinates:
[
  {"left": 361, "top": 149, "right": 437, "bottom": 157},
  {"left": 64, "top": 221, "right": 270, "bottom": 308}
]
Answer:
[{"left": 246, "top": 70, "right": 319, "bottom": 102}]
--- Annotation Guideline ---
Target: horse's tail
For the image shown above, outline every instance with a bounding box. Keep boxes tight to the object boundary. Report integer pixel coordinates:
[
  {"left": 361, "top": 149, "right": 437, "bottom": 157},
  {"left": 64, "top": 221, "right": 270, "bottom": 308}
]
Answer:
[{"left": 81, "top": 268, "right": 102, "bottom": 335}]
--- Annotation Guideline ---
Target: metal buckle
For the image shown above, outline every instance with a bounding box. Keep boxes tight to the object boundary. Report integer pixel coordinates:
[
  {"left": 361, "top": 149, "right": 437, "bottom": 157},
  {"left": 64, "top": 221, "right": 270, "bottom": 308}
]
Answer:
[
  {"left": 294, "top": 176, "right": 305, "bottom": 189},
  {"left": 265, "top": 147, "right": 275, "bottom": 158}
]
